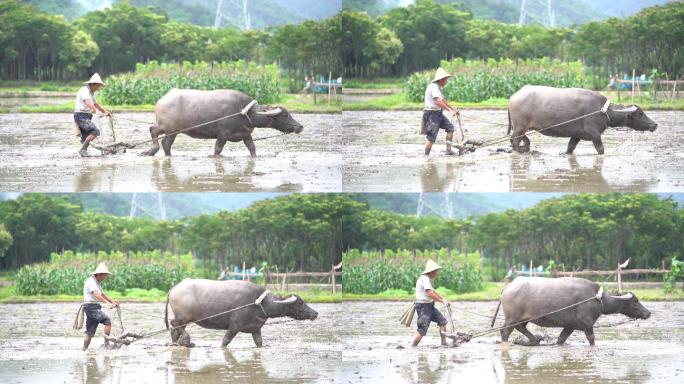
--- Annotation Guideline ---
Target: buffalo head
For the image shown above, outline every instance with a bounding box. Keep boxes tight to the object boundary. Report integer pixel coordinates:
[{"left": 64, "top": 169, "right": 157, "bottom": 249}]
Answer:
[
  {"left": 256, "top": 106, "right": 304, "bottom": 134},
  {"left": 273, "top": 294, "right": 318, "bottom": 320},
  {"left": 613, "top": 105, "right": 658, "bottom": 132},
  {"left": 614, "top": 292, "right": 651, "bottom": 319}
]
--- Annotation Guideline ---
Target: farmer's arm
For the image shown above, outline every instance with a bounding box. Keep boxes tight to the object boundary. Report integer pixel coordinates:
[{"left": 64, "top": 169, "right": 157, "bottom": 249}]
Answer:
[
  {"left": 434, "top": 97, "right": 459, "bottom": 116},
  {"left": 92, "top": 291, "right": 118, "bottom": 307},
  {"left": 84, "top": 99, "right": 111, "bottom": 116},
  {"left": 426, "top": 289, "right": 449, "bottom": 305}
]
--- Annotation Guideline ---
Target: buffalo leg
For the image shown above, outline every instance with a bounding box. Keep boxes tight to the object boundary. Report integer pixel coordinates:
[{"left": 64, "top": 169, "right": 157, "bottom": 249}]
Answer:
[
  {"left": 251, "top": 329, "right": 263, "bottom": 348},
  {"left": 566, "top": 137, "right": 581, "bottom": 154},
  {"left": 583, "top": 326, "right": 596, "bottom": 346},
  {"left": 140, "top": 125, "right": 162, "bottom": 156},
  {"left": 221, "top": 328, "right": 239, "bottom": 348},
  {"left": 591, "top": 137, "right": 605, "bottom": 155},
  {"left": 556, "top": 327, "right": 574, "bottom": 345},
  {"left": 243, "top": 137, "right": 256, "bottom": 158},
  {"left": 520, "top": 135, "right": 531, "bottom": 152},
  {"left": 515, "top": 323, "right": 540, "bottom": 346},
  {"left": 501, "top": 322, "right": 514, "bottom": 342},
  {"left": 161, "top": 133, "right": 177, "bottom": 156},
  {"left": 211, "top": 137, "right": 228, "bottom": 157}
]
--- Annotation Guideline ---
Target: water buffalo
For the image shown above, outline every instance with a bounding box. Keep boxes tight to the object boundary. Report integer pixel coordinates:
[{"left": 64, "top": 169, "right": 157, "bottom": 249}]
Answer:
[
  {"left": 508, "top": 85, "right": 657, "bottom": 154},
  {"left": 164, "top": 279, "right": 318, "bottom": 348},
  {"left": 140, "top": 89, "right": 303, "bottom": 157},
  {"left": 493, "top": 277, "right": 650, "bottom": 346}
]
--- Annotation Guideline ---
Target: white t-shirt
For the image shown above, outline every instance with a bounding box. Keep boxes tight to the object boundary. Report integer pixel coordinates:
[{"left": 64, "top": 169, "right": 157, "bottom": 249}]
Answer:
[
  {"left": 424, "top": 82, "right": 444, "bottom": 111},
  {"left": 75, "top": 86, "right": 97, "bottom": 113},
  {"left": 83, "top": 275, "right": 103, "bottom": 303},
  {"left": 415, "top": 274, "right": 435, "bottom": 303}
]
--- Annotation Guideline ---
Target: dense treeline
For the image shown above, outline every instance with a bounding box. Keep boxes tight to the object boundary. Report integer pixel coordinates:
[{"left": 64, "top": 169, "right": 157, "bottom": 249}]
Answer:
[
  {"left": 2, "top": 0, "right": 682, "bottom": 84},
  {"left": 1, "top": 194, "right": 681, "bottom": 278},
  {"left": 0, "top": 193, "right": 366, "bottom": 272}
]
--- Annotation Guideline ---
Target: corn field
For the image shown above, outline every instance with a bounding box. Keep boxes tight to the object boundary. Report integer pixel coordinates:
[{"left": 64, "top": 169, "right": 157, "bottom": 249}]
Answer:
[
  {"left": 15, "top": 251, "right": 192, "bottom": 296},
  {"left": 405, "top": 58, "right": 584, "bottom": 103},
  {"left": 100, "top": 60, "right": 281, "bottom": 105},
  {"left": 343, "top": 249, "right": 483, "bottom": 294}
]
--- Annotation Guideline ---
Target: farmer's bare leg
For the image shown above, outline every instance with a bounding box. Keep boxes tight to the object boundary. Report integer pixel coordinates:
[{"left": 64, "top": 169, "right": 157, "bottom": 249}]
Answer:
[
  {"left": 412, "top": 332, "right": 423, "bottom": 347},
  {"left": 103, "top": 324, "right": 111, "bottom": 348},
  {"left": 566, "top": 137, "right": 581, "bottom": 154},
  {"left": 140, "top": 125, "right": 162, "bottom": 156},
  {"left": 439, "top": 324, "right": 447, "bottom": 346},
  {"left": 80, "top": 134, "right": 97, "bottom": 157},
  {"left": 251, "top": 329, "right": 263, "bottom": 348},
  {"left": 243, "top": 136, "right": 256, "bottom": 158},
  {"left": 556, "top": 327, "right": 574, "bottom": 345},
  {"left": 161, "top": 133, "right": 177, "bottom": 156},
  {"left": 82, "top": 335, "right": 93, "bottom": 351},
  {"left": 445, "top": 132, "right": 457, "bottom": 155},
  {"left": 221, "top": 328, "right": 239, "bottom": 348},
  {"left": 424, "top": 140, "right": 433, "bottom": 156}
]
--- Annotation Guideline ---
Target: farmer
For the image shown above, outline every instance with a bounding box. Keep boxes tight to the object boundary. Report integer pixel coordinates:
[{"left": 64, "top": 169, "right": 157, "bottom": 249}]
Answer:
[
  {"left": 82, "top": 262, "right": 118, "bottom": 350},
  {"left": 74, "top": 73, "right": 111, "bottom": 157},
  {"left": 412, "top": 259, "right": 450, "bottom": 347},
  {"left": 422, "top": 67, "right": 461, "bottom": 156}
]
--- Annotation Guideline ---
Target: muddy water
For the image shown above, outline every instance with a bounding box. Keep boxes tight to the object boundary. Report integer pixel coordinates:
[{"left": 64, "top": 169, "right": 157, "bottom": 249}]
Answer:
[
  {"left": 340, "top": 301, "right": 684, "bottom": 383},
  {"left": 0, "top": 112, "right": 341, "bottom": 192},
  {"left": 341, "top": 110, "right": 684, "bottom": 192},
  {"left": 0, "top": 302, "right": 342, "bottom": 383}
]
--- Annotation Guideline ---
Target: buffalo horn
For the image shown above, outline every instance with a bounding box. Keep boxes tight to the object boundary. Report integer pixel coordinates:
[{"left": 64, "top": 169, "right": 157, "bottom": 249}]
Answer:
[
  {"left": 273, "top": 295, "right": 297, "bottom": 304},
  {"left": 615, "top": 106, "right": 637, "bottom": 113},
  {"left": 257, "top": 107, "right": 283, "bottom": 116}
]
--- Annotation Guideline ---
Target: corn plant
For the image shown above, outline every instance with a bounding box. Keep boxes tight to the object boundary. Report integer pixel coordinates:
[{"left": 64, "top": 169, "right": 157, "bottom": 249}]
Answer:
[
  {"left": 405, "top": 57, "right": 584, "bottom": 103},
  {"left": 101, "top": 60, "right": 281, "bottom": 105}
]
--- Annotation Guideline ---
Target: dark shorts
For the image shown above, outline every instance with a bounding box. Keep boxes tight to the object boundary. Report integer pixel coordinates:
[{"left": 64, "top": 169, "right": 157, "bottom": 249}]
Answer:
[
  {"left": 74, "top": 112, "right": 100, "bottom": 143},
  {"left": 84, "top": 303, "right": 111, "bottom": 336},
  {"left": 423, "top": 110, "right": 454, "bottom": 143},
  {"left": 415, "top": 302, "right": 447, "bottom": 336}
]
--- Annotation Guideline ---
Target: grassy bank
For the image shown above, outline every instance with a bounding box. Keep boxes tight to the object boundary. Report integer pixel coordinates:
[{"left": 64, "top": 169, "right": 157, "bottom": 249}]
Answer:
[
  {"left": 0, "top": 81, "right": 81, "bottom": 93},
  {"left": 342, "top": 282, "right": 684, "bottom": 301},
  {"left": 344, "top": 77, "right": 405, "bottom": 89},
  {"left": 0, "top": 94, "right": 340, "bottom": 114},
  {"left": 0, "top": 285, "right": 341, "bottom": 304}
]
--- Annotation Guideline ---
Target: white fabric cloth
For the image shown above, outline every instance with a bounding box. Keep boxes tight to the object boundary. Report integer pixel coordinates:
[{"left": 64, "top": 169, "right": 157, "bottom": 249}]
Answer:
[
  {"left": 424, "top": 82, "right": 444, "bottom": 111},
  {"left": 83, "top": 275, "right": 103, "bottom": 303},
  {"left": 75, "top": 86, "right": 96, "bottom": 113},
  {"left": 415, "top": 274, "right": 435, "bottom": 303}
]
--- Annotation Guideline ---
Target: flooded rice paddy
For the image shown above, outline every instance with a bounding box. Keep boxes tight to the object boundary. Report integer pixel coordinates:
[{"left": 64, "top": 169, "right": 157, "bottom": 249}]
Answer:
[
  {"left": 0, "top": 112, "right": 341, "bottom": 192},
  {"left": 341, "top": 110, "right": 684, "bottom": 192},
  {"left": 0, "top": 110, "right": 681, "bottom": 192},
  {"left": 0, "top": 301, "right": 682, "bottom": 383},
  {"left": 0, "top": 302, "right": 342, "bottom": 383}
]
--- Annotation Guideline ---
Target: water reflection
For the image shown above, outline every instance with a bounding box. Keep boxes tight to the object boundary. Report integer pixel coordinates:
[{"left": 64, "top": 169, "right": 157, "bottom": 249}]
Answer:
[{"left": 420, "top": 160, "right": 464, "bottom": 192}]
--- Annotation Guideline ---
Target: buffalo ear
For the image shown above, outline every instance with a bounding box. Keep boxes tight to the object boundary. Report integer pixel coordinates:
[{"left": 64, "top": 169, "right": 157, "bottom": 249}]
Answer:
[{"left": 273, "top": 295, "right": 297, "bottom": 304}]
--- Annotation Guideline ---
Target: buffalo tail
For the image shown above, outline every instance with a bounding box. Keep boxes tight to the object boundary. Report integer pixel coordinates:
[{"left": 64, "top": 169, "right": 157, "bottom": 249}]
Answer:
[
  {"left": 507, "top": 109, "right": 511, "bottom": 136},
  {"left": 491, "top": 300, "right": 501, "bottom": 328},
  {"left": 164, "top": 291, "right": 170, "bottom": 330}
]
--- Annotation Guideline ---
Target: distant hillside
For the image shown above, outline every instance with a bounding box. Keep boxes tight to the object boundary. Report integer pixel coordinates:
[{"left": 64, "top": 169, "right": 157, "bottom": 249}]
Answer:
[
  {"left": 351, "top": 0, "right": 673, "bottom": 26},
  {"left": 23, "top": 0, "right": 341, "bottom": 26},
  {"left": 351, "top": 193, "right": 564, "bottom": 217}
]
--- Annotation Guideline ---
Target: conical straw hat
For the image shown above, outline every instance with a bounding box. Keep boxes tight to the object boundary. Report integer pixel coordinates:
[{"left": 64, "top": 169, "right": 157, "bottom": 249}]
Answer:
[
  {"left": 431, "top": 67, "right": 451, "bottom": 83},
  {"left": 84, "top": 73, "right": 106, "bottom": 86},
  {"left": 421, "top": 259, "right": 442, "bottom": 275},
  {"left": 92, "top": 262, "right": 111, "bottom": 275}
]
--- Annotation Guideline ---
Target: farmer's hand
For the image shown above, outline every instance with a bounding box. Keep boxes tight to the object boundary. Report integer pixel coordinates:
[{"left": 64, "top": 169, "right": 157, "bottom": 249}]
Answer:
[
  {"left": 451, "top": 109, "right": 460, "bottom": 117},
  {"left": 104, "top": 110, "right": 112, "bottom": 117},
  {"left": 443, "top": 299, "right": 451, "bottom": 307},
  {"left": 111, "top": 301, "right": 119, "bottom": 308}
]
